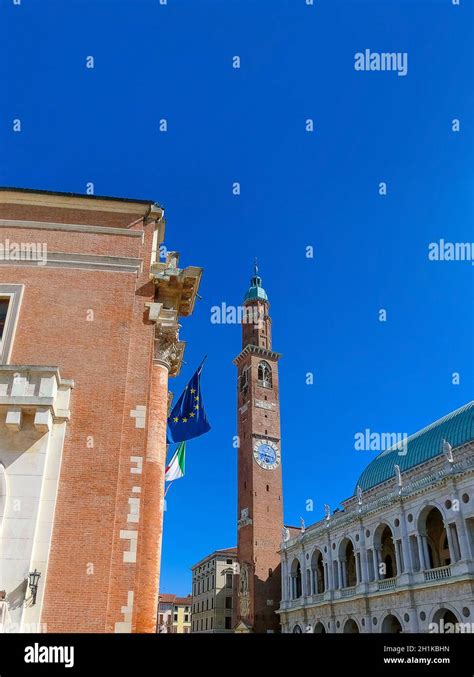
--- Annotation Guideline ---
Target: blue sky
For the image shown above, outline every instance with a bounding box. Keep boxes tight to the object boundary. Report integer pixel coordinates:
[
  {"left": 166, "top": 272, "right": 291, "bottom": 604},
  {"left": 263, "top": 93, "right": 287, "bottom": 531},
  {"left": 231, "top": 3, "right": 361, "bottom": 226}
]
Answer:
[{"left": 2, "top": 0, "right": 472, "bottom": 596}]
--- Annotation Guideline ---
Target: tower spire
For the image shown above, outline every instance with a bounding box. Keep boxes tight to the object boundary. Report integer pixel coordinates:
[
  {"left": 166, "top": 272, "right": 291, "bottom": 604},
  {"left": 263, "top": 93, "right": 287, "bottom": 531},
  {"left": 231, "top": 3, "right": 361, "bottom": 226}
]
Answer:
[{"left": 244, "top": 259, "right": 268, "bottom": 303}]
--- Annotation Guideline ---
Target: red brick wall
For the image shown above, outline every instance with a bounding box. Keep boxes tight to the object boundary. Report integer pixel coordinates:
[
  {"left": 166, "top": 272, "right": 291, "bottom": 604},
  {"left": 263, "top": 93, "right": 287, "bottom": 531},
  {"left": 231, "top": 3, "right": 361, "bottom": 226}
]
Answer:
[{"left": 0, "top": 199, "right": 164, "bottom": 632}]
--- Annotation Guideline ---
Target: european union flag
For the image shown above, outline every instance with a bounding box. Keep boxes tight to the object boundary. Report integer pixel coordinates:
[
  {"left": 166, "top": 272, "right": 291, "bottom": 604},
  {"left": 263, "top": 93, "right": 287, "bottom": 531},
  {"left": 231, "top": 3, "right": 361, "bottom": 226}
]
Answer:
[{"left": 167, "top": 359, "right": 211, "bottom": 443}]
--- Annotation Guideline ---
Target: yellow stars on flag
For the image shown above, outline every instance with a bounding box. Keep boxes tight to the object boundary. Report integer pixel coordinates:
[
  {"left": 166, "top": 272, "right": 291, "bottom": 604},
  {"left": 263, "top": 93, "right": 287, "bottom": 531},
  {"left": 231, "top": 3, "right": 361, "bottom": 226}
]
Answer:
[
  {"left": 179, "top": 391, "right": 199, "bottom": 419},
  {"left": 167, "top": 359, "right": 211, "bottom": 442},
  {"left": 179, "top": 411, "right": 196, "bottom": 423}
]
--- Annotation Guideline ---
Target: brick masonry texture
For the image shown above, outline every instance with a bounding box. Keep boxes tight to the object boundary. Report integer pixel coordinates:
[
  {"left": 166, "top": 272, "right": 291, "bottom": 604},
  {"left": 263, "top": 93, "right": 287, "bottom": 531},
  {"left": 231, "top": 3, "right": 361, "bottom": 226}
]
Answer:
[
  {"left": 0, "top": 195, "right": 167, "bottom": 632},
  {"left": 237, "top": 299, "right": 283, "bottom": 633}
]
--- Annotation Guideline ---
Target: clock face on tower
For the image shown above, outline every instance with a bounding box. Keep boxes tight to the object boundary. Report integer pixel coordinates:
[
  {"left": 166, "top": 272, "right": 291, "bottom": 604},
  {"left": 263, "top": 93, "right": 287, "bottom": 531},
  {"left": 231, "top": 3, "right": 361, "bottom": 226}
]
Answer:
[{"left": 253, "top": 439, "right": 280, "bottom": 470}]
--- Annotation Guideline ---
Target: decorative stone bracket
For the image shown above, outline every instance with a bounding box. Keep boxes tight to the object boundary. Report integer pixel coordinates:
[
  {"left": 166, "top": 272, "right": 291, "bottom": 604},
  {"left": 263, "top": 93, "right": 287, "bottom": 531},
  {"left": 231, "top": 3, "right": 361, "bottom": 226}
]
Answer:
[
  {"left": 146, "top": 251, "right": 203, "bottom": 378},
  {"left": 0, "top": 366, "right": 73, "bottom": 433},
  {"left": 150, "top": 251, "right": 202, "bottom": 318}
]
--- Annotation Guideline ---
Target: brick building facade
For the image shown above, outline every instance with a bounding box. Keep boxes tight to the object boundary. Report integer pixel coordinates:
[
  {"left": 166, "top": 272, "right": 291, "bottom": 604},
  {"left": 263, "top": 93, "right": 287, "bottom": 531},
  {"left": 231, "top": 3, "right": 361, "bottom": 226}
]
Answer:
[{"left": 0, "top": 187, "right": 202, "bottom": 633}]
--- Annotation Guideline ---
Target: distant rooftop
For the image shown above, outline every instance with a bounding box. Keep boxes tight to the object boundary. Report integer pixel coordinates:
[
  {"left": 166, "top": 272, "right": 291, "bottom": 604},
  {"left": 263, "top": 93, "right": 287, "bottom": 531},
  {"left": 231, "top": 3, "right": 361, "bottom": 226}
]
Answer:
[
  {"left": 191, "top": 546, "right": 237, "bottom": 570},
  {"left": 159, "top": 593, "right": 192, "bottom": 606}
]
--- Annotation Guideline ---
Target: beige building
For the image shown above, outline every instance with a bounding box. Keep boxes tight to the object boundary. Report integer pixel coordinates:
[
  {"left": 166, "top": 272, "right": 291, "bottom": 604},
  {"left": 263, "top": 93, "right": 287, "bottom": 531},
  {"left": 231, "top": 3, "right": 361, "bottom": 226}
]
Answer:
[
  {"left": 191, "top": 548, "right": 237, "bottom": 632},
  {"left": 157, "top": 594, "right": 192, "bottom": 634}
]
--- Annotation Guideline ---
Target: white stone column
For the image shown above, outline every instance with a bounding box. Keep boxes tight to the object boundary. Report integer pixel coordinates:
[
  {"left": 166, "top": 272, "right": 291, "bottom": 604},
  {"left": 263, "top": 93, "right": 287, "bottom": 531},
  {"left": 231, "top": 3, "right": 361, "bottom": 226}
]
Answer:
[
  {"left": 454, "top": 516, "right": 471, "bottom": 560},
  {"left": 391, "top": 535, "right": 401, "bottom": 577},
  {"left": 418, "top": 532, "right": 431, "bottom": 569},
  {"left": 281, "top": 556, "right": 288, "bottom": 601},
  {"left": 416, "top": 534, "right": 425, "bottom": 570},
  {"left": 329, "top": 560, "right": 334, "bottom": 590},
  {"left": 366, "top": 548, "right": 373, "bottom": 581},
  {"left": 449, "top": 483, "right": 471, "bottom": 561},
  {"left": 444, "top": 521, "right": 456, "bottom": 563},
  {"left": 359, "top": 529, "right": 369, "bottom": 584},
  {"left": 399, "top": 508, "right": 413, "bottom": 573},
  {"left": 308, "top": 567, "right": 312, "bottom": 595},
  {"left": 341, "top": 558, "right": 347, "bottom": 588},
  {"left": 326, "top": 537, "right": 334, "bottom": 591},
  {"left": 374, "top": 547, "right": 382, "bottom": 580},
  {"left": 422, "top": 535, "right": 431, "bottom": 569}
]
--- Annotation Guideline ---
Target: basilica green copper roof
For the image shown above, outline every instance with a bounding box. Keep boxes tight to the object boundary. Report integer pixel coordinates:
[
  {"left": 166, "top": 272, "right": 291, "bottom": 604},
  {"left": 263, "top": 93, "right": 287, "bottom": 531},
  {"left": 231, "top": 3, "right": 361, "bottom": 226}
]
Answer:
[
  {"left": 244, "top": 263, "right": 268, "bottom": 303},
  {"left": 355, "top": 401, "right": 474, "bottom": 493}
]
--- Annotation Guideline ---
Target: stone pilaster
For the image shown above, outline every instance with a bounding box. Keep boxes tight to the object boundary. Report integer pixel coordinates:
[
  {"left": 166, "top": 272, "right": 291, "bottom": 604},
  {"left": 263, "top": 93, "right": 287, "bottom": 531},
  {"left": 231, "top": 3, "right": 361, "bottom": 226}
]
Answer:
[{"left": 134, "top": 255, "right": 201, "bottom": 633}]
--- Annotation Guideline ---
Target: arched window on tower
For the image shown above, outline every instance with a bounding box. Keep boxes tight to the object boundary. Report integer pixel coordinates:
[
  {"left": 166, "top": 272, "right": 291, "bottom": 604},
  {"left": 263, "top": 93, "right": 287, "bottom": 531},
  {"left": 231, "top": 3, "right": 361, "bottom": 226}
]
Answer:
[{"left": 257, "top": 361, "right": 272, "bottom": 388}]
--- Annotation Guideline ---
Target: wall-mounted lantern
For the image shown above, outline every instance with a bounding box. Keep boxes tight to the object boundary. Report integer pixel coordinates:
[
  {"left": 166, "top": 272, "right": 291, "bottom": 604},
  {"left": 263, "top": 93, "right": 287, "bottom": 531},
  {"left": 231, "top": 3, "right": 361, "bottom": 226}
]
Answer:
[{"left": 28, "top": 570, "right": 41, "bottom": 605}]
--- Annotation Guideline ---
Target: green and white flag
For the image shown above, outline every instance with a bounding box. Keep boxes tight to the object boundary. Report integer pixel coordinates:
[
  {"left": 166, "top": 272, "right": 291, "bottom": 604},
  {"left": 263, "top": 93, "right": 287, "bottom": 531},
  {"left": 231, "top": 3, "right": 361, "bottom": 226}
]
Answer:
[{"left": 165, "top": 441, "right": 186, "bottom": 483}]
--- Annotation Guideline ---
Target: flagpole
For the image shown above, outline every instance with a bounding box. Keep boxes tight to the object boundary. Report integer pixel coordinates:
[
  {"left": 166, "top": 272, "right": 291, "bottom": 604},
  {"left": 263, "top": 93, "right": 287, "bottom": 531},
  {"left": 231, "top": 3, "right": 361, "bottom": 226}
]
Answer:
[
  {"left": 197, "top": 355, "right": 208, "bottom": 373},
  {"left": 164, "top": 482, "right": 172, "bottom": 498}
]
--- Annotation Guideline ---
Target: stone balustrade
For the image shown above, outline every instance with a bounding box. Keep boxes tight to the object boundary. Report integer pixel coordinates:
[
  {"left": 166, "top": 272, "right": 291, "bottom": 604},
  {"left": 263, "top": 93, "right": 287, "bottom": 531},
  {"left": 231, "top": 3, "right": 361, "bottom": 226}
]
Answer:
[
  {"left": 377, "top": 576, "right": 397, "bottom": 591},
  {"left": 424, "top": 565, "right": 451, "bottom": 582}
]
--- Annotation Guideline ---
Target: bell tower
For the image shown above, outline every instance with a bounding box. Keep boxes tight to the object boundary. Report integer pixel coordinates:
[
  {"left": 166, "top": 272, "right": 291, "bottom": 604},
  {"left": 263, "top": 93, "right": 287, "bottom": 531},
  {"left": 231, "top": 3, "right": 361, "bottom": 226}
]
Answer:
[{"left": 233, "top": 264, "right": 283, "bottom": 633}]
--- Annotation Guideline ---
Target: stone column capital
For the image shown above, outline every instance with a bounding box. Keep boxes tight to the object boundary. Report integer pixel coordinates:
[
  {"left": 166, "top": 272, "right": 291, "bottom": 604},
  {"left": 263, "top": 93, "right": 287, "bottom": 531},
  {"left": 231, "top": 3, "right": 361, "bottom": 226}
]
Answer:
[
  {"left": 147, "top": 303, "right": 185, "bottom": 376},
  {"left": 154, "top": 323, "right": 185, "bottom": 375}
]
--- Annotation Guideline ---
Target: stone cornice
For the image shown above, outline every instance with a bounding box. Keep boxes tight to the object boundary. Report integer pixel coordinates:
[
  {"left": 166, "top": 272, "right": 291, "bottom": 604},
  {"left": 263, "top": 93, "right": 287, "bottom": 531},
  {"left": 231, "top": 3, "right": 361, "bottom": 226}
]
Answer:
[
  {"left": 233, "top": 344, "right": 282, "bottom": 366},
  {"left": 0, "top": 251, "right": 142, "bottom": 274},
  {"left": 0, "top": 219, "right": 144, "bottom": 238},
  {"left": 0, "top": 188, "right": 161, "bottom": 217}
]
